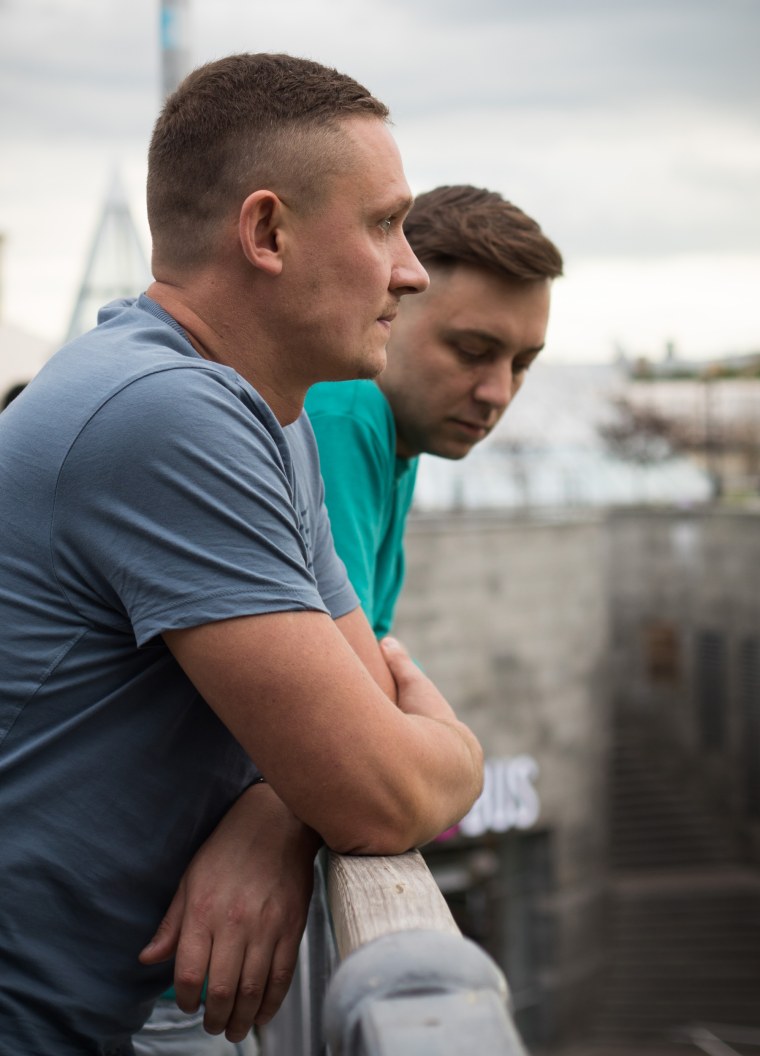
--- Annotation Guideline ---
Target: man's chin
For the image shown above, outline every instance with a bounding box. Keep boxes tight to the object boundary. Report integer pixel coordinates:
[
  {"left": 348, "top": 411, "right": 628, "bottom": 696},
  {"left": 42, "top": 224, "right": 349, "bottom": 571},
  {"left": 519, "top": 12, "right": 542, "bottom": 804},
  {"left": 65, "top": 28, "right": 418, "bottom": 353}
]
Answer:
[
  {"left": 355, "top": 363, "right": 385, "bottom": 381},
  {"left": 318, "top": 348, "right": 386, "bottom": 384},
  {"left": 350, "top": 347, "right": 388, "bottom": 382},
  {"left": 427, "top": 439, "right": 476, "bottom": 461},
  {"left": 435, "top": 423, "right": 492, "bottom": 460}
]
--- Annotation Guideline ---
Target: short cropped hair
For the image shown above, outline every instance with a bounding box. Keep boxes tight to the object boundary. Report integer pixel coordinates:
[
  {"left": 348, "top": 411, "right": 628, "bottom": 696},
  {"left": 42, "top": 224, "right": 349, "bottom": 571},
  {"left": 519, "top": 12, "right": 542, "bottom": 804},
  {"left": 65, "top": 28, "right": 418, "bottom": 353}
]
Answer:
[
  {"left": 404, "top": 185, "right": 563, "bottom": 282},
  {"left": 147, "top": 53, "right": 389, "bottom": 269}
]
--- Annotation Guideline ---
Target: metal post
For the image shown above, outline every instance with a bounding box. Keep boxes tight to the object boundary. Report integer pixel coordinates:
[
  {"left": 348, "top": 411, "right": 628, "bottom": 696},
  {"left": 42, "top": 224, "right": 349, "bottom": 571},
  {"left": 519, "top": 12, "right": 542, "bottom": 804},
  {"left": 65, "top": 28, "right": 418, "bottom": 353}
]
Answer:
[{"left": 160, "top": 0, "right": 191, "bottom": 98}]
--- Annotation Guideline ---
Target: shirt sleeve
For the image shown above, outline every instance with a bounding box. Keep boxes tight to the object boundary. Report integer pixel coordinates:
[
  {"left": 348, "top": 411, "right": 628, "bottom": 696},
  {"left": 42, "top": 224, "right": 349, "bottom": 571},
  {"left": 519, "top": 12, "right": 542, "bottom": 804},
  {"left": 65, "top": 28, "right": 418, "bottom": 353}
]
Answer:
[{"left": 52, "top": 366, "right": 331, "bottom": 646}]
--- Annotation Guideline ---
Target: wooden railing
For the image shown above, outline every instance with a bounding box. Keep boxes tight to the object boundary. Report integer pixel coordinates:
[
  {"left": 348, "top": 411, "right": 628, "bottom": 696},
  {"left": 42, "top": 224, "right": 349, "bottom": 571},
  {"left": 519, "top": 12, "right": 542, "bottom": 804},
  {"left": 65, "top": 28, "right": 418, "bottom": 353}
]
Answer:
[
  {"left": 262, "top": 849, "right": 527, "bottom": 1056},
  {"left": 326, "top": 849, "right": 459, "bottom": 955}
]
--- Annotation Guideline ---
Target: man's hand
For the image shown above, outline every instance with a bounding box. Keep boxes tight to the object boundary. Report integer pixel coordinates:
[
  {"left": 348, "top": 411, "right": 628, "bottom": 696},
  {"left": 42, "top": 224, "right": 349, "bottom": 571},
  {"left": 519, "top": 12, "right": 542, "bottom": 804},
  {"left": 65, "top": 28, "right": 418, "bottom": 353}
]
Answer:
[
  {"left": 138, "top": 781, "right": 321, "bottom": 1042},
  {"left": 380, "top": 635, "right": 462, "bottom": 722}
]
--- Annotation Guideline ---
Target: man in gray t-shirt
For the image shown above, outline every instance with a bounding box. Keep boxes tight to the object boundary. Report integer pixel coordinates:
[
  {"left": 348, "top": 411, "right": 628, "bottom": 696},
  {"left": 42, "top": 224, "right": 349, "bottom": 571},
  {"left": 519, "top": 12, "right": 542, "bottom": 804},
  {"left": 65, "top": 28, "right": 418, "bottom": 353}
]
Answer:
[
  {"left": 0, "top": 295, "right": 354, "bottom": 1044},
  {"left": 0, "top": 53, "right": 483, "bottom": 1055}
]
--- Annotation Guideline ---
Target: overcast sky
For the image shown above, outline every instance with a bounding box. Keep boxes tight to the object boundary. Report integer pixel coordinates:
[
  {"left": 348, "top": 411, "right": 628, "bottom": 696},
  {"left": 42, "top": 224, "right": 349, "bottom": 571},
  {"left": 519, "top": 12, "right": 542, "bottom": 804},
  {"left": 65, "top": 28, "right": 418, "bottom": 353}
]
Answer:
[{"left": 1, "top": 0, "right": 759, "bottom": 362}]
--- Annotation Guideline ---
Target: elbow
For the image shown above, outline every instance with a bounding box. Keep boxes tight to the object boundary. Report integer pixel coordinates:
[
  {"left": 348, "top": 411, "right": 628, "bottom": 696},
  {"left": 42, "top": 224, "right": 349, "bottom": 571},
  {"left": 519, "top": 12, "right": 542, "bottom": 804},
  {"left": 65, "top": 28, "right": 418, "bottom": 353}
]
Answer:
[
  {"left": 323, "top": 822, "right": 419, "bottom": 857},
  {"left": 318, "top": 796, "right": 422, "bottom": 856},
  {"left": 319, "top": 779, "right": 481, "bottom": 857},
  {"left": 328, "top": 831, "right": 416, "bottom": 857},
  {"left": 307, "top": 730, "right": 485, "bottom": 856}
]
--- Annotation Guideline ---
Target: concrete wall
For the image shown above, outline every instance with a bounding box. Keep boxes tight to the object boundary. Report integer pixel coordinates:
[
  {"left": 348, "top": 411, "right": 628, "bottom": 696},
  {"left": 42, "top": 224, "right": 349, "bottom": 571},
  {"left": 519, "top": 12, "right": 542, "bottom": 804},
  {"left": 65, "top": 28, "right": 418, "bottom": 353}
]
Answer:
[{"left": 394, "top": 510, "right": 612, "bottom": 1044}]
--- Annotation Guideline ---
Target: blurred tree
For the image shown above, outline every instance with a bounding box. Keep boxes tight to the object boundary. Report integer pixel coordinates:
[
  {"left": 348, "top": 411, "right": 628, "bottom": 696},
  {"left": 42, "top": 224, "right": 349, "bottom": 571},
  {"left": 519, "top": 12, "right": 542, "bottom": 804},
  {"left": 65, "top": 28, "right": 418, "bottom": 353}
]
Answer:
[{"left": 598, "top": 396, "right": 679, "bottom": 465}]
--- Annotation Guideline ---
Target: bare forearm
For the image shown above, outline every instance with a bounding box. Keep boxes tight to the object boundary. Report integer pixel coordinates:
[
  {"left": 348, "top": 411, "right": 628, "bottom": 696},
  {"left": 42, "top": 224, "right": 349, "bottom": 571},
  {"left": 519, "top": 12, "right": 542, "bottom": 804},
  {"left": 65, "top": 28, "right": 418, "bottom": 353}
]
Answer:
[{"left": 335, "top": 607, "right": 397, "bottom": 703}]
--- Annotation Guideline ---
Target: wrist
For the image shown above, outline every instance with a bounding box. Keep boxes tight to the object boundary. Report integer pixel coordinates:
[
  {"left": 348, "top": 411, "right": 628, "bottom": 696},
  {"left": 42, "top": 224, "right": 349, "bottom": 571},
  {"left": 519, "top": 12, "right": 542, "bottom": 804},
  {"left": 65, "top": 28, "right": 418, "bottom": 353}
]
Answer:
[{"left": 245, "top": 781, "right": 323, "bottom": 855}]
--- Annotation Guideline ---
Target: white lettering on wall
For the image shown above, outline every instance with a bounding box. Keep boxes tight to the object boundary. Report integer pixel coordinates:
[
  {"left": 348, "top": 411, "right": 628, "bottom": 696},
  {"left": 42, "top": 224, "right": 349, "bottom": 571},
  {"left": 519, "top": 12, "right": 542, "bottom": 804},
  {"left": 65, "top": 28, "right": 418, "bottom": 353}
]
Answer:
[{"left": 458, "top": 755, "right": 540, "bottom": 838}]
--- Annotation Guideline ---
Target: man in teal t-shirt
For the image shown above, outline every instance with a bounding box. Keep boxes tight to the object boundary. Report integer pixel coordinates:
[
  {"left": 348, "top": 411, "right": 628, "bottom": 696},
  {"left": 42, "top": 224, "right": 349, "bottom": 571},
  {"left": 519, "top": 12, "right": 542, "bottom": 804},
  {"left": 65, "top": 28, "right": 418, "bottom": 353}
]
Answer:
[{"left": 306, "top": 185, "right": 564, "bottom": 637}]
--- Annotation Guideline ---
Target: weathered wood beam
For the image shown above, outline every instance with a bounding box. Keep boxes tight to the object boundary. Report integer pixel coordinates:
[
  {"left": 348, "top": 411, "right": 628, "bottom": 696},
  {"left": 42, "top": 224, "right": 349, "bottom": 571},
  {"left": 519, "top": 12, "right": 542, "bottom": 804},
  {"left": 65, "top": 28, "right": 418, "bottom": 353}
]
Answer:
[{"left": 327, "top": 849, "right": 460, "bottom": 960}]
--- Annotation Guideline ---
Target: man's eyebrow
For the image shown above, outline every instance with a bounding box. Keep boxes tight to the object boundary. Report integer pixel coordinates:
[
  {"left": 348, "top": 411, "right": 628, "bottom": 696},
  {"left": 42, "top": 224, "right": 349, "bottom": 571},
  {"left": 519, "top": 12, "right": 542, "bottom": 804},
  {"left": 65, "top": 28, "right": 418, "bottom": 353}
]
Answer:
[
  {"left": 446, "top": 327, "right": 545, "bottom": 356},
  {"left": 447, "top": 327, "right": 502, "bottom": 344}
]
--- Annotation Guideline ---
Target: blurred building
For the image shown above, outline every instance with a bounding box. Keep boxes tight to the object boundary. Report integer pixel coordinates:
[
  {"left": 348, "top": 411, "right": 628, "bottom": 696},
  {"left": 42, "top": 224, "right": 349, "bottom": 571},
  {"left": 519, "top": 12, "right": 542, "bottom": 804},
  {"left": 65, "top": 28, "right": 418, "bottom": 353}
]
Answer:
[{"left": 622, "top": 376, "right": 760, "bottom": 500}]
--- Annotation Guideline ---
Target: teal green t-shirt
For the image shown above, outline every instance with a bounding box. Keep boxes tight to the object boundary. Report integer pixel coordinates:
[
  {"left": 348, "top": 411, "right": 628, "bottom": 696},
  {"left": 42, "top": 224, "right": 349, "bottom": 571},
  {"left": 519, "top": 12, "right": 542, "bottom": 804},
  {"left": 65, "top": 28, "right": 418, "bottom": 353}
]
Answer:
[{"left": 305, "top": 380, "right": 418, "bottom": 638}]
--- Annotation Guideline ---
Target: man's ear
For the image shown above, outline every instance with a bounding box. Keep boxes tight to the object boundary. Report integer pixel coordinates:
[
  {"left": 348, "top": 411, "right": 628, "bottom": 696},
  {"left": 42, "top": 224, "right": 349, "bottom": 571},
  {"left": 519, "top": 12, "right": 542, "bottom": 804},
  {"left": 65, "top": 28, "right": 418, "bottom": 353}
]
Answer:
[{"left": 239, "top": 190, "right": 285, "bottom": 275}]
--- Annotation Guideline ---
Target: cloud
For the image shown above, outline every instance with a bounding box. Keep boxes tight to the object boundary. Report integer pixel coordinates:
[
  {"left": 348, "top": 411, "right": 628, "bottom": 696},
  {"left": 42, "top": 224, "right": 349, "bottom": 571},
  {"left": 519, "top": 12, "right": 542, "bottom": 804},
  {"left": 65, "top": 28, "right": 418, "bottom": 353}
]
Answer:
[
  {"left": 0, "top": 0, "right": 757, "bottom": 358},
  {"left": 0, "top": 0, "right": 157, "bottom": 139},
  {"left": 549, "top": 252, "right": 760, "bottom": 361},
  {"left": 396, "top": 100, "right": 760, "bottom": 257}
]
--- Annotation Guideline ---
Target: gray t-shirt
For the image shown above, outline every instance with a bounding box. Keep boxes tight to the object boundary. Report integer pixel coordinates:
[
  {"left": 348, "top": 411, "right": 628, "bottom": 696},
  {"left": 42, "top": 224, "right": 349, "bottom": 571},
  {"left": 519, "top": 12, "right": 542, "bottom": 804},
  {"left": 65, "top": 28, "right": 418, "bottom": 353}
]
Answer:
[{"left": 0, "top": 295, "right": 357, "bottom": 1053}]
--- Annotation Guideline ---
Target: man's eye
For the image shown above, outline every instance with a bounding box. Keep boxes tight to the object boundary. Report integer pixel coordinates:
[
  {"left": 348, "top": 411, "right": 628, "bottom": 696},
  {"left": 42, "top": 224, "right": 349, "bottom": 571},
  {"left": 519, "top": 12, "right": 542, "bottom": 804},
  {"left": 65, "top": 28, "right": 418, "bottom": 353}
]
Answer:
[{"left": 379, "top": 217, "right": 393, "bottom": 233}]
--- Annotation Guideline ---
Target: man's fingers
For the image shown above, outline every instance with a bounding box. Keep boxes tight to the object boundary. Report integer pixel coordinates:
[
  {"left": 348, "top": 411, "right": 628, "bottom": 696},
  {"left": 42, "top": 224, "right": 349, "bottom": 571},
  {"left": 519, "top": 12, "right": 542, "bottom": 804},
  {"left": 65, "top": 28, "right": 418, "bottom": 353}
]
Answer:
[
  {"left": 253, "top": 937, "right": 300, "bottom": 1027},
  {"left": 172, "top": 923, "right": 215, "bottom": 1014},
  {"left": 379, "top": 635, "right": 412, "bottom": 672},
  {"left": 202, "top": 971, "right": 248, "bottom": 1037},
  {"left": 221, "top": 936, "right": 299, "bottom": 1042},
  {"left": 204, "top": 943, "right": 265, "bottom": 1040},
  {"left": 379, "top": 635, "right": 421, "bottom": 692},
  {"left": 138, "top": 890, "right": 186, "bottom": 964}
]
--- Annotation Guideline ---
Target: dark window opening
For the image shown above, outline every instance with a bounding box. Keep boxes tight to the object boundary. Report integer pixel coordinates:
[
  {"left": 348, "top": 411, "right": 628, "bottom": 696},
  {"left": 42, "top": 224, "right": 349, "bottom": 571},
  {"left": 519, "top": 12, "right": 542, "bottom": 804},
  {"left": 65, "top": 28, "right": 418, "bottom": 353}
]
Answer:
[
  {"left": 695, "top": 629, "right": 726, "bottom": 751},
  {"left": 645, "top": 622, "right": 681, "bottom": 684}
]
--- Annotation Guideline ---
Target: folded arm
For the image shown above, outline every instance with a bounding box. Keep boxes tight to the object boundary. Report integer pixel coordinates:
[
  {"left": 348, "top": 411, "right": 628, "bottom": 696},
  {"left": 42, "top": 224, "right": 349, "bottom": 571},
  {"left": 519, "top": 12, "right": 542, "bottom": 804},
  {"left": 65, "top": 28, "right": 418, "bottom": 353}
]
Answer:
[{"left": 164, "top": 607, "right": 482, "bottom": 855}]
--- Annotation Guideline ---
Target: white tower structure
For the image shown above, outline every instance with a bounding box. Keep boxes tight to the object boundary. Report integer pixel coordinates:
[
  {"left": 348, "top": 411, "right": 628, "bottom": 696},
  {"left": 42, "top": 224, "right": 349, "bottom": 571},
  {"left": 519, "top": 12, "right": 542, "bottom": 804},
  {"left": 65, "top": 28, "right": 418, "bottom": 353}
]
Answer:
[{"left": 64, "top": 171, "right": 151, "bottom": 343}]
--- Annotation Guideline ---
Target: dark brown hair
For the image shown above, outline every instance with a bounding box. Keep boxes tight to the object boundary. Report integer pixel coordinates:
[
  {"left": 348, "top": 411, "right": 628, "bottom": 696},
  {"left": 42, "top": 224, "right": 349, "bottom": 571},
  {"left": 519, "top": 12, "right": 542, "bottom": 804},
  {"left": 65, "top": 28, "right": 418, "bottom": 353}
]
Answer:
[
  {"left": 404, "top": 184, "right": 563, "bottom": 282},
  {"left": 147, "top": 53, "right": 389, "bottom": 269}
]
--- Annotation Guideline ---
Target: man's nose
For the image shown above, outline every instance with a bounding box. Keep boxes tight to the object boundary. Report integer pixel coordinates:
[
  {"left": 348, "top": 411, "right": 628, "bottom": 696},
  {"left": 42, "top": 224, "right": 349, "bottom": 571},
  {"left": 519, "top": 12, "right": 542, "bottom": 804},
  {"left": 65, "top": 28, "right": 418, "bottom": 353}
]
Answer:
[
  {"left": 390, "top": 235, "right": 429, "bottom": 297},
  {"left": 473, "top": 362, "right": 514, "bottom": 411}
]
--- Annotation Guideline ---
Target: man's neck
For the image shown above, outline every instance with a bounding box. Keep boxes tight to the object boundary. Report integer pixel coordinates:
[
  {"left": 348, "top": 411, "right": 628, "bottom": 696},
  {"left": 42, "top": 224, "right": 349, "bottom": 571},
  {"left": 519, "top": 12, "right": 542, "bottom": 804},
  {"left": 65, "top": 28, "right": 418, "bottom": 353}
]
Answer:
[{"left": 146, "top": 280, "right": 306, "bottom": 425}]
